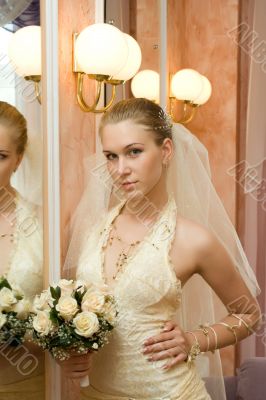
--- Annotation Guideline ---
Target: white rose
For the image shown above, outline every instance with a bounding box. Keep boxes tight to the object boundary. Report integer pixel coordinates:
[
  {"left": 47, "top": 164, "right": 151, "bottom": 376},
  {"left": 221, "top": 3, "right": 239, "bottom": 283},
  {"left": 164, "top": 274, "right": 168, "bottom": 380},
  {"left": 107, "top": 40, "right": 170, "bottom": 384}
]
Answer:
[
  {"left": 33, "top": 290, "right": 53, "bottom": 312},
  {"left": 55, "top": 296, "right": 78, "bottom": 321},
  {"left": 0, "top": 313, "right": 7, "bottom": 329},
  {"left": 33, "top": 311, "right": 52, "bottom": 336},
  {"left": 73, "top": 311, "right": 99, "bottom": 338},
  {"left": 0, "top": 287, "right": 17, "bottom": 311},
  {"left": 57, "top": 279, "right": 75, "bottom": 295},
  {"left": 13, "top": 299, "right": 32, "bottom": 319},
  {"left": 81, "top": 289, "right": 105, "bottom": 313}
]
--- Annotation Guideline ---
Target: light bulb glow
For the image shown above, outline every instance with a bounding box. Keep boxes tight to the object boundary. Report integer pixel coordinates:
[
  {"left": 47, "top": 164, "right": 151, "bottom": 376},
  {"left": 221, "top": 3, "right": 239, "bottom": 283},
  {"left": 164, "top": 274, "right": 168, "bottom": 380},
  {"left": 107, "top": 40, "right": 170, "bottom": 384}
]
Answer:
[
  {"left": 171, "top": 69, "right": 203, "bottom": 101},
  {"left": 193, "top": 75, "right": 212, "bottom": 105},
  {"left": 131, "top": 69, "right": 159, "bottom": 101},
  {"left": 112, "top": 33, "right": 142, "bottom": 81},
  {"left": 8, "top": 25, "right": 41, "bottom": 77},
  {"left": 75, "top": 23, "right": 128, "bottom": 76}
]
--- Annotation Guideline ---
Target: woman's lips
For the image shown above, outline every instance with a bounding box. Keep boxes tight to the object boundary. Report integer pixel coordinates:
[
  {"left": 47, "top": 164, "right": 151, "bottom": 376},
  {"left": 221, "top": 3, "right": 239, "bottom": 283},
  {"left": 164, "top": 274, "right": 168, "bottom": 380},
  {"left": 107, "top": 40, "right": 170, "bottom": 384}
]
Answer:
[{"left": 121, "top": 181, "right": 138, "bottom": 189}]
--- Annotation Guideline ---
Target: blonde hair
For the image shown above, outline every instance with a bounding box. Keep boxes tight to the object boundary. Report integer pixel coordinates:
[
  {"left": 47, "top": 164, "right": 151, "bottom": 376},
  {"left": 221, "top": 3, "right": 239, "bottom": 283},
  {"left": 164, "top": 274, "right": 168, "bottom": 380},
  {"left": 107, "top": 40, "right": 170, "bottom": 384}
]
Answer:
[
  {"left": 0, "top": 101, "right": 28, "bottom": 154},
  {"left": 99, "top": 98, "right": 173, "bottom": 146}
]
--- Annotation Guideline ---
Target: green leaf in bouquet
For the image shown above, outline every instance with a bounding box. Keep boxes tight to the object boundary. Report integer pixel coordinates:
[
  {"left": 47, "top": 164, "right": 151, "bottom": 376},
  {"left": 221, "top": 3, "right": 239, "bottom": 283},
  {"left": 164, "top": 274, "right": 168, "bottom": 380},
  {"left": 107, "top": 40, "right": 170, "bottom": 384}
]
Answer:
[
  {"left": 0, "top": 277, "right": 12, "bottom": 290},
  {"left": 50, "top": 286, "right": 61, "bottom": 301},
  {"left": 49, "top": 308, "right": 60, "bottom": 325},
  {"left": 74, "top": 290, "right": 85, "bottom": 306}
]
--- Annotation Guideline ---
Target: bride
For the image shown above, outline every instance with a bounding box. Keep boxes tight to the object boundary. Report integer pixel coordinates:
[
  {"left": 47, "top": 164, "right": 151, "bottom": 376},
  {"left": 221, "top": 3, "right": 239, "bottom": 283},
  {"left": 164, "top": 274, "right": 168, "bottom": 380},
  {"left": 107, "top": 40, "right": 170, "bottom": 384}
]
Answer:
[
  {"left": 0, "top": 101, "right": 44, "bottom": 399},
  {"left": 62, "top": 98, "right": 261, "bottom": 400}
]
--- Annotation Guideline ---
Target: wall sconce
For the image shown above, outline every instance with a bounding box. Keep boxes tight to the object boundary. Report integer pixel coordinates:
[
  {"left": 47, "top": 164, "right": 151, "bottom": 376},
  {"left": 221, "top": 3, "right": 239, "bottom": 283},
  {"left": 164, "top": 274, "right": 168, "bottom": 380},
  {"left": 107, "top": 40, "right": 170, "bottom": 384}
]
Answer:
[
  {"left": 73, "top": 23, "right": 142, "bottom": 113},
  {"left": 170, "top": 69, "right": 212, "bottom": 124},
  {"left": 8, "top": 25, "right": 42, "bottom": 104},
  {"left": 131, "top": 70, "right": 160, "bottom": 103},
  {"left": 131, "top": 68, "right": 211, "bottom": 124}
]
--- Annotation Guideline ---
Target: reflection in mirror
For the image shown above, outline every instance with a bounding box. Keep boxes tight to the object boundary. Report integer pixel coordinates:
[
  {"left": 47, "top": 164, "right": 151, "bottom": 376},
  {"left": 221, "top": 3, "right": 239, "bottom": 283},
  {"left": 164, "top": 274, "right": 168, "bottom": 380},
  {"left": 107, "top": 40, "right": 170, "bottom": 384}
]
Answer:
[
  {"left": 0, "top": 1, "right": 45, "bottom": 399},
  {"left": 104, "top": 0, "right": 159, "bottom": 102}
]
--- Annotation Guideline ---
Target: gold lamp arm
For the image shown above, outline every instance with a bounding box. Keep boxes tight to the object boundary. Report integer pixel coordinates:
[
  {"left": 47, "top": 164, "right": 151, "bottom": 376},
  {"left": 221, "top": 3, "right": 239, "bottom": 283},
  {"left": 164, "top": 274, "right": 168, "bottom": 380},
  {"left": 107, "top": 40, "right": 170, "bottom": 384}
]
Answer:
[
  {"left": 25, "top": 75, "right": 41, "bottom": 104},
  {"left": 34, "top": 81, "right": 41, "bottom": 105},
  {"left": 169, "top": 98, "right": 199, "bottom": 124},
  {"left": 76, "top": 72, "right": 116, "bottom": 113}
]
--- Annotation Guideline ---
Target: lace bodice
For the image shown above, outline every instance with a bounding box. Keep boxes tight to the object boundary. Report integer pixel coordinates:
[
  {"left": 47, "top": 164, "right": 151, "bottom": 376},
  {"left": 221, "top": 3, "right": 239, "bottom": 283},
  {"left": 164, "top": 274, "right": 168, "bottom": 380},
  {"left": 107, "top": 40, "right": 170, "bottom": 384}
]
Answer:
[
  {"left": 6, "top": 193, "right": 43, "bottom": 299},
  {"left": 78, "top": 195, "right": 211, "bottom": 399}
]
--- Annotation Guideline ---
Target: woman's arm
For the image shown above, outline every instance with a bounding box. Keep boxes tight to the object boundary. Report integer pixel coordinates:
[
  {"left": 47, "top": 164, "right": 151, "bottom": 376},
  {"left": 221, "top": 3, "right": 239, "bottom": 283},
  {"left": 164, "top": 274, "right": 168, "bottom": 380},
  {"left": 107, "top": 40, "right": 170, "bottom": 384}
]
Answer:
[
  {"left": 143, "top": 221, "right": 262, "bottom": 369},
  {"left": 188, "top": 227, "right": 261, "bottom": 353}
]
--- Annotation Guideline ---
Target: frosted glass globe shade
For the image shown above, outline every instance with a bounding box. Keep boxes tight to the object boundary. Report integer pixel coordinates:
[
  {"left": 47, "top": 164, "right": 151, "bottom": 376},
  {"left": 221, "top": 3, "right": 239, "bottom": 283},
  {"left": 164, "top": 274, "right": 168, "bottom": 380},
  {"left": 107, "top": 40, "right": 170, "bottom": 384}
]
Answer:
[
  {"left": 131, "top": 69, "right": 159, "bottom": 101},
  {"left": 112, "top": 33, "right": 141, "bottom": 81},
  {"left": 75, "top": 23, "right": 128, "bottom": 76},
  {"left": 193, "top": 75, "right": 212, "bottom": 105},
  {"left": 8, "top": 25, "right": 41, "bottom": 76},
  {"left": 171, "top": 69, "right": 203, "bottom": 101}
]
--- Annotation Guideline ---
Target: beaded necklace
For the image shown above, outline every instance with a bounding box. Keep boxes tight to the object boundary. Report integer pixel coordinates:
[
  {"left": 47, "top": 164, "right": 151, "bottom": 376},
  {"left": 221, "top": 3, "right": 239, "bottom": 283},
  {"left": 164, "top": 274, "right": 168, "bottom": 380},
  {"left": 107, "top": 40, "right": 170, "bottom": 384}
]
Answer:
[{"left": 100, "top": 196, "right": 172, "bottom": 285}]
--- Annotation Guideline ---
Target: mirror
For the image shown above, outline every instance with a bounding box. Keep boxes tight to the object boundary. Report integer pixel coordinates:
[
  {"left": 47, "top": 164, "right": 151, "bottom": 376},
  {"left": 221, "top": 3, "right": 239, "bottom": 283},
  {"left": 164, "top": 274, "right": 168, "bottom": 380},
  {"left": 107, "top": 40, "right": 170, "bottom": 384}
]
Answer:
[
  {"left": 0, "top": 1, "right": 45, "bottom": 398},
  {"left": 104, "top": 0, "right": 160, "bottom": 102}
]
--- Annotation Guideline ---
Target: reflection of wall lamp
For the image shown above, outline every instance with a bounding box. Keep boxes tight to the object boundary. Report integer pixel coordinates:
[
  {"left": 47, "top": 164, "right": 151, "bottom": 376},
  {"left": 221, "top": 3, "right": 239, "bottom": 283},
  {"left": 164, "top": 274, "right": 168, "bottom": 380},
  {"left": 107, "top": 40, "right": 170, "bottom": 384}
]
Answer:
[
  {"left": 131, "top": 68, "right": 211, "bottom": 124},
  {"left": 73, "top": 23, "right": 141, "bottom": 113},
  {"left": 169, "top": 69, "right": 212, "bottom": 124},
  {"left": 8, "top": 26, "right": 42, "bottom": 104},
  {"left": 131, "top": 70, "right": 160, "bottom": 103}
]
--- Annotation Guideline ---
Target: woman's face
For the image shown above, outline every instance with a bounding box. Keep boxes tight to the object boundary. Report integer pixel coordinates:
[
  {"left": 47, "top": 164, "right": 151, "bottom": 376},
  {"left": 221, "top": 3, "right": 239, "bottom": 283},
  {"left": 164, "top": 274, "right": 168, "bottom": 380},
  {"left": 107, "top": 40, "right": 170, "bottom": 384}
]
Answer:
[
  {"left": 0, "top": 123, "right": 23, "bottom": 190},
  {"left": 101, "top": 120, "right": 172, "bottom": 199}
]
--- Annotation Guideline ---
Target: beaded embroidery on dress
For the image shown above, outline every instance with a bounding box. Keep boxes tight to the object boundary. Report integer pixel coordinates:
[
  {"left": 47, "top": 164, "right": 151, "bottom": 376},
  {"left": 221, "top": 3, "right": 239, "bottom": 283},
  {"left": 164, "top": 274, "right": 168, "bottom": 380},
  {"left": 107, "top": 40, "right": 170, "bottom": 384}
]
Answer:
[{"left": 77, "top": 194, "right": 211, "bottom": 400}]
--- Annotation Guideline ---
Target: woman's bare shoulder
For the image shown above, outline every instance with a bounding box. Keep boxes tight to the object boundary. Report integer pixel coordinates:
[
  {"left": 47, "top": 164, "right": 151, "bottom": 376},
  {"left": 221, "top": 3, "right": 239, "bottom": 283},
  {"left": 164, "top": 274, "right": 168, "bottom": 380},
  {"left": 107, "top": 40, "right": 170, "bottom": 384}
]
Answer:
[{"left": 173, "top": 214, "right": 217, "bottom": 259}]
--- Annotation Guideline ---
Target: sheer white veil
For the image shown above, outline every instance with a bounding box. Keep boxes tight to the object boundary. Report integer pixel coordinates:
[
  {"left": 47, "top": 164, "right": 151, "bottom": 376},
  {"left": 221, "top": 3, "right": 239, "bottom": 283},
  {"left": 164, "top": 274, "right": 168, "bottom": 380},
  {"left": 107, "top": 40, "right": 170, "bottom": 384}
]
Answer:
[{"left": 64, "top": 122, "right": 260, "bottom": 400}]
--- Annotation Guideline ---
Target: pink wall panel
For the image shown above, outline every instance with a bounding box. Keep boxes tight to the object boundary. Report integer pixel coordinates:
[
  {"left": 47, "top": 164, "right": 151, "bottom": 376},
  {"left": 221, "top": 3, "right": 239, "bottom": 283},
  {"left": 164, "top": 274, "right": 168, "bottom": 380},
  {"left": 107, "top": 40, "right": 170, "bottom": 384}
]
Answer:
[{"left": 58, "top": 0, "right": 96, "bottom": 263}]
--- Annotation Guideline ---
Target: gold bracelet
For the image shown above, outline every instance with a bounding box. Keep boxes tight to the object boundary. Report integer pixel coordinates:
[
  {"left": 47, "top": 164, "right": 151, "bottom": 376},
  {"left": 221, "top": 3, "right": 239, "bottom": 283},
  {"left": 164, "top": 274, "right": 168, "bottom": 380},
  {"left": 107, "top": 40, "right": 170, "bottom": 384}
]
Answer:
[
  {"left": 208, "top": 325, "right": 218, "bottom": 351},
  {"left": 185, "top": 331, "right": 201, "bottom": 367},
  {"left": 197, "top": 324, "right": 210, "bottom": 352},
  {"left": 217, "top": 322, "right": 238, "bottom": 344},
  {"left": 231, "top": 313, "right": 253, "bottom": 335}
]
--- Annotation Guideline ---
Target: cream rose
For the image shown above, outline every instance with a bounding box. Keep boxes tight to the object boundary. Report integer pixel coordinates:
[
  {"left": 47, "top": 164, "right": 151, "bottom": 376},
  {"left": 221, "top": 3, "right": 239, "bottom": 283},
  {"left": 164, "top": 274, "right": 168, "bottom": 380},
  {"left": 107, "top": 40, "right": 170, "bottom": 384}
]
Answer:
[
  {"left": 57, "top": 279, "right": 75, "bottom": 295},
  {"left": 0, "top": 287, "right": 17, "bottom": 311},
  {"left": 81, "top": 289, "right": 105, "bottom": 313},
  {"left": 33, "top": 290, "right": 53, "bottom": 312},
  {"left": 13, "top": 299, "right": 32, "bottom": 319},
  {"left": 73, "top": 311, "right": 99, "bottom": 338},
  {"left": 0, "top": 313, "right": 7, "bottom": 329},
  {"left": 55, "top": 296, "right": 78, "bottom": 321},
  {"left": 33, "top": 311, "right": 52, "bottom": 336}
]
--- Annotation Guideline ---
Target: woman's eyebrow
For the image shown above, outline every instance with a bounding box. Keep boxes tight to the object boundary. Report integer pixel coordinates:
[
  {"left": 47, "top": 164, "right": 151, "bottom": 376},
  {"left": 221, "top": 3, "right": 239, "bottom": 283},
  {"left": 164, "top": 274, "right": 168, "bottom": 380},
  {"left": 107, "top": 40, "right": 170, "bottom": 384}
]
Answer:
[
  {"left": 103, "top": 142, "right": 144, "bottom": 153},
  {"left": 0, "top": 149, "right": 10, "bottom": 153}
]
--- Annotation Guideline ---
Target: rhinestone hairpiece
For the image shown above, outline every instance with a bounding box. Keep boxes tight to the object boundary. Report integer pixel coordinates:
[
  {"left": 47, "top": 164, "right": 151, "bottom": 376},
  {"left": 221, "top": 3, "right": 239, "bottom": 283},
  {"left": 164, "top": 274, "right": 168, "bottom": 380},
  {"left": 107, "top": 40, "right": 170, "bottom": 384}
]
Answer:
[{"left": 153, "top": 108, "right": 173, "bottom": 130}]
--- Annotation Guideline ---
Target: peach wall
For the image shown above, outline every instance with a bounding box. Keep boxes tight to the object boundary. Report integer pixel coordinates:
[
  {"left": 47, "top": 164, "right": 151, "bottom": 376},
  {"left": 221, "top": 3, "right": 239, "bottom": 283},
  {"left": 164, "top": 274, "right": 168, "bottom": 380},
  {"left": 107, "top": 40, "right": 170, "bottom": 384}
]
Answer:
[
  {"left": 168, "top": 0, "right": 238, "bottom": 225},
  {"left": 167, "top": 0, "right": 239, "bottom": 376},
  {"left": 130, "top": 0, "right": 160, "bottom": 72},
  {"left": 58, "top": 0, "right": 96, "bottom": 263}
]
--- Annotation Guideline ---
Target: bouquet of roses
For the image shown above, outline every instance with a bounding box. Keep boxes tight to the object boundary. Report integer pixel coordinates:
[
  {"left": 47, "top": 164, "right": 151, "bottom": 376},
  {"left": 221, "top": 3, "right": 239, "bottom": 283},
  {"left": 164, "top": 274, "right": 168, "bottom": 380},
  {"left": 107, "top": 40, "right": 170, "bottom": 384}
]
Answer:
[
  {"left": 27, "top": 279, "right": 117, "bottom": 385},
  {"left": 0, "top": 276, "right": 31, "bottom": 346}
]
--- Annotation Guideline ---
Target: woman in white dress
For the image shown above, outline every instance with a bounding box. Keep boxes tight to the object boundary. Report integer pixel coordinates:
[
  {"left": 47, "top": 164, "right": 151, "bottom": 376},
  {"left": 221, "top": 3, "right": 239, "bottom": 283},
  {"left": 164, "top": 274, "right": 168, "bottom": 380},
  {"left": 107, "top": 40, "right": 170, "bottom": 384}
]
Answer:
[
  {"left": 62, "top": 98, "right": 261, "bottom": 400},
  {"left": 0, "top": 101, "right": 44, "bottom": 399}
]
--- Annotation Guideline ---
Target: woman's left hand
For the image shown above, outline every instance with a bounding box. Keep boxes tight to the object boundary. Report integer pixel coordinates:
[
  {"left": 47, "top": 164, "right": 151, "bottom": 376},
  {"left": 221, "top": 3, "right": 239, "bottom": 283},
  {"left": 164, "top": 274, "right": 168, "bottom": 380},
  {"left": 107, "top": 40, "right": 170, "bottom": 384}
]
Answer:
[{"left": 142, "top": 321, "right": 192, "bottom": 370}]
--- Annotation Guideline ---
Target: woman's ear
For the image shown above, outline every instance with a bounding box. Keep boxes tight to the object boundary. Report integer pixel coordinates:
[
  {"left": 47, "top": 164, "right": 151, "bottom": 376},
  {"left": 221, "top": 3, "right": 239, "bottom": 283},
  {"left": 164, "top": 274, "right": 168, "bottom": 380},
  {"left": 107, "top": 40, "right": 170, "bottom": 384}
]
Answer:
[{"left": 162, "top": 138, "right": 173, "bottom": 164}]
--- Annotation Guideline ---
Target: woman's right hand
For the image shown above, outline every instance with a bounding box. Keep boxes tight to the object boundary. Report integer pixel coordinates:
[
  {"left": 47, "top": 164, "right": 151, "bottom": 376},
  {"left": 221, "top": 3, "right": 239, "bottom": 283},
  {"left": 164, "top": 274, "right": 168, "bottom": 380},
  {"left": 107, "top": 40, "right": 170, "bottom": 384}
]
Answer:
[{"left": 57, "top": 352, "right": 93, "bottom": 380}]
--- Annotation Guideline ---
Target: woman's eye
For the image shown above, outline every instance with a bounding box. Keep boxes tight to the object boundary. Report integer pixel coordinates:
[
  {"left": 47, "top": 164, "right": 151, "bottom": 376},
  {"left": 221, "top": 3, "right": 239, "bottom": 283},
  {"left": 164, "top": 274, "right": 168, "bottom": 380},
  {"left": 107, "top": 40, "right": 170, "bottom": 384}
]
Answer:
[
  {"left": 0, "top": 154, "right": 7, "bottom": 160},
  {"left": 106, "top": 154, "right": 117, "bottom": 161},
  {"left": 128, "top": 149, "right": 142, "bottom": 157}
]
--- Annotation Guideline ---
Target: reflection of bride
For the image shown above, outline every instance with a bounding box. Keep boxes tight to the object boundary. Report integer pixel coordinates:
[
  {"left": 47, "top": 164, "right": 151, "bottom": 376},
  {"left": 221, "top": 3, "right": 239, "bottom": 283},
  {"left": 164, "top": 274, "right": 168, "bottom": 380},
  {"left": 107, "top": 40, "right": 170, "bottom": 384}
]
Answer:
[
  {"left": 64, "top": 98, "right": 261, "bottom": 400},
  {"left": 0, "top": 101, "right": 44, "bottom": 399}
]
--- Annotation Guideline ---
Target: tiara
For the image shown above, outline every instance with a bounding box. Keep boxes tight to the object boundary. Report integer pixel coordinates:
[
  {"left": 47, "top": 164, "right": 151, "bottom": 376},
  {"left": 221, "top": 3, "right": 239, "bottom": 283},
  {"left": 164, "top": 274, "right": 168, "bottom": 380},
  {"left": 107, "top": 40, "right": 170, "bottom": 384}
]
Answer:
[{"left": 153, "top": 108, "right": 173, "bottom": 130}]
